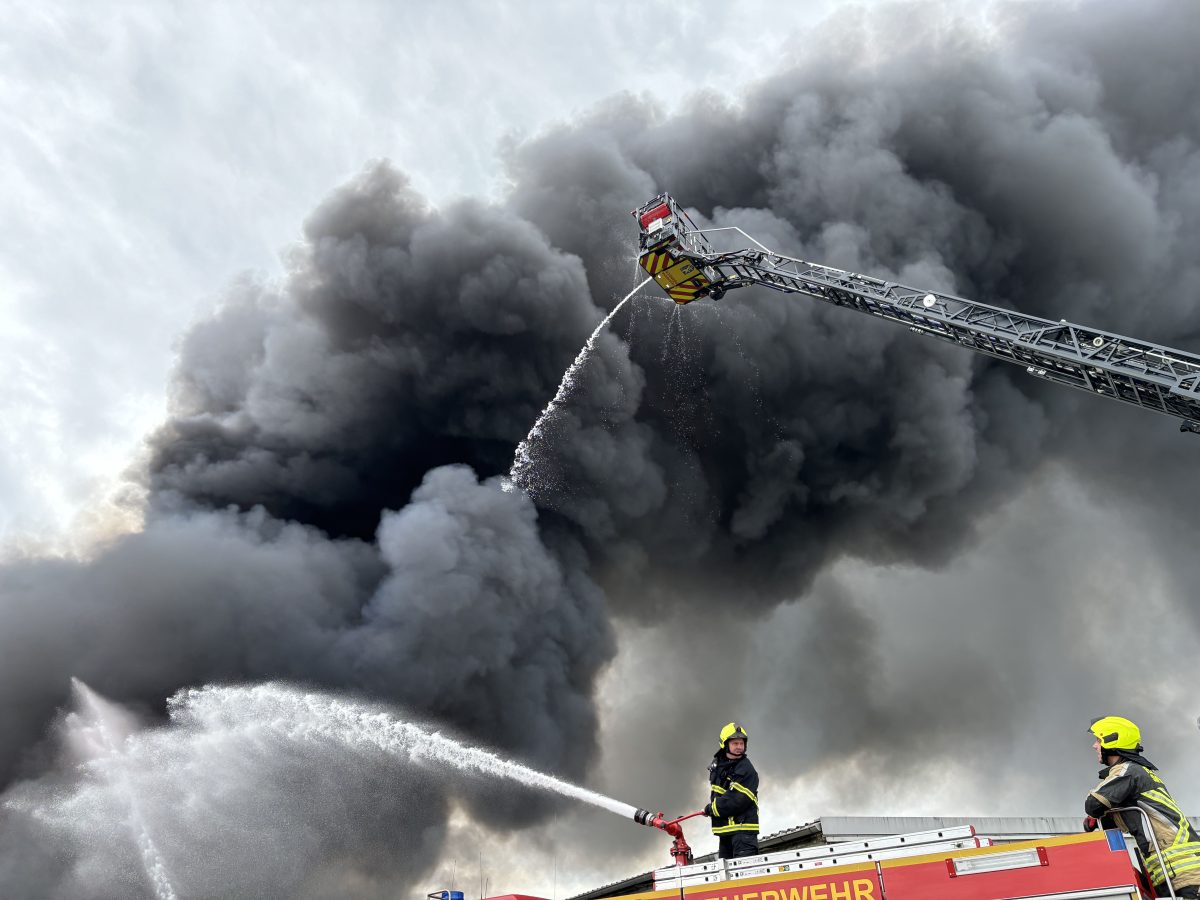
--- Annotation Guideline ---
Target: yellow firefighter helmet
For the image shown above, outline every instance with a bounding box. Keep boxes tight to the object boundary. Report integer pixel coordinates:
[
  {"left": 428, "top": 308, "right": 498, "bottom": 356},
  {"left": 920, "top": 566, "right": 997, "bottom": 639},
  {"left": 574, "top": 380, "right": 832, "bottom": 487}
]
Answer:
[
  {"left": 719, "top": 722, "right": 749, "bottom": 749},
  {"left": 1089, "top": 716, "right": 1142, "bottom": 751}
]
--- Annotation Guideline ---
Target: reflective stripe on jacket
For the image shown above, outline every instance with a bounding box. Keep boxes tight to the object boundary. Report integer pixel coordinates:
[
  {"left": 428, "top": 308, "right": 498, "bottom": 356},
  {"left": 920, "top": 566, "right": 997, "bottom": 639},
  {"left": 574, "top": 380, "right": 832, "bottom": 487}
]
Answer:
[
  {"left": 709, "top": 752, "right": 759, "bottom": 835},
  {"left": 1085, "top": 760, "right": 1200, "bottom": 889}
]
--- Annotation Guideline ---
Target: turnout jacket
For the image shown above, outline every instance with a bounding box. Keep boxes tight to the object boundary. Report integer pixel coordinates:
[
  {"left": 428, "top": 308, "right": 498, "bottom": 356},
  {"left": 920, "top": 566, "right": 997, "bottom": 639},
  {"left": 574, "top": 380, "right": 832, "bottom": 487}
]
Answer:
[
  {"left": 708, "top": 751, "right": 759, "bottom": 835},
  {"left": 1086, "top": 758, "right": 1200, "bottom": 890}
]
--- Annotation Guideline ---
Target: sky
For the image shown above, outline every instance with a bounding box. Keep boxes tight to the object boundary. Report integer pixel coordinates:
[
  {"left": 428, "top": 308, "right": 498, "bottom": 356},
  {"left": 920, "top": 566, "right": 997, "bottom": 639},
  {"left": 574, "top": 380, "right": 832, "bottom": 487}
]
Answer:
[{"left": 4, "top": 1, "right": 1200, "bottom": 899}]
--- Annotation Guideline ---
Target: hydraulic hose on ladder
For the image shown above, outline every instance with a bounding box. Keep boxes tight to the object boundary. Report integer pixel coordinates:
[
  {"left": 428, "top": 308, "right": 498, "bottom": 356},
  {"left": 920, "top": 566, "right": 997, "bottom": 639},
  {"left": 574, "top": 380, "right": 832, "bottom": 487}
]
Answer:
[{"left": 1109, "top": 806, "right": 1178, "bottom": 900}]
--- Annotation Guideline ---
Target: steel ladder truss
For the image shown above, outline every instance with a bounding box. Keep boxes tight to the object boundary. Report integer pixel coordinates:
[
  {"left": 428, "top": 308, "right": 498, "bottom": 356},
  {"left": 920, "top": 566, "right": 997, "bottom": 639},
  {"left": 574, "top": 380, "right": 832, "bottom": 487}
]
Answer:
[
  {"left": 653, "top": 825, "right": 983, "bottom": 889},
  {"left": 636, "top": 194, "right": 1200, "bottom": 433}
]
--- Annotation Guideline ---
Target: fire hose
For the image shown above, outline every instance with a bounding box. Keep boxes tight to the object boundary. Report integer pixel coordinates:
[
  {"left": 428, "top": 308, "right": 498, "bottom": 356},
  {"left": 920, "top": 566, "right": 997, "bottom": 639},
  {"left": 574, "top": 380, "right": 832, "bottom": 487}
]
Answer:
[{"left": 633, "top": 808, "right": 707, "bottom": 866}]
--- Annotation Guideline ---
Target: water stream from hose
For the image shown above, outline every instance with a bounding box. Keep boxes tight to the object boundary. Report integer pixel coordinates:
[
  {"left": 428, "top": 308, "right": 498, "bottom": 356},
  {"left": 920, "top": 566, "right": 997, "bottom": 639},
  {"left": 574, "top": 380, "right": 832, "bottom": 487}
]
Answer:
[
  {"left": 172, "top": 683, "right": 640, "bottom": 820},
  {"left": 505, "top": 278, "right": 651, "bottom": 494}
]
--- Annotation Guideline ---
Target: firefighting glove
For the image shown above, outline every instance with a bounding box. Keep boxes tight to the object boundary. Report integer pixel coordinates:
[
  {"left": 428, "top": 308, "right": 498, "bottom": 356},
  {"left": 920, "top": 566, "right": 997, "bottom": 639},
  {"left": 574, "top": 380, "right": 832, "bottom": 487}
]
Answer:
[{"left": 1083, "top": 816, "right": 1099, "bottom": 832}]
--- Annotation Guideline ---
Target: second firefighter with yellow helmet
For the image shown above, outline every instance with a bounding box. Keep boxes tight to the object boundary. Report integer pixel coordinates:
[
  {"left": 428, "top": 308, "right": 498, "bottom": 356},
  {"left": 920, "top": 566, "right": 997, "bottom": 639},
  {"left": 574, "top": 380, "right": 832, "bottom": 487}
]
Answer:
[
  {"left": 705, "top": 722, "right": 760, "bottom": 859},
  {"left": 1085, "top": 715, "right": 1200, "bottom": 897}
]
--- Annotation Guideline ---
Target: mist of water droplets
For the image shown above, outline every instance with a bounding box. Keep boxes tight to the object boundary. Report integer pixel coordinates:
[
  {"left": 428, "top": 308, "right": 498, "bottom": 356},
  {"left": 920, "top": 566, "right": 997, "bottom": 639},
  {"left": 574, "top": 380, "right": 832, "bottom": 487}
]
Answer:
[{"left": 69, "top": 679, "right": 179, "bottom": 900}]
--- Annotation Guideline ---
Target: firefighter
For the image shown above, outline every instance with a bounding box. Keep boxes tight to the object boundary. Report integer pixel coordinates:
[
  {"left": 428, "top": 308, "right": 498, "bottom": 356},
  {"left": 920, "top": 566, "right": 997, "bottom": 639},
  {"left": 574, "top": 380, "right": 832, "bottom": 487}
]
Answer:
[
  {"left": 1084, "top": 716, "right": 1200, "bottom": 898},
  {"left": 705, "top": 722, "right": 759, "bottom": 859}
]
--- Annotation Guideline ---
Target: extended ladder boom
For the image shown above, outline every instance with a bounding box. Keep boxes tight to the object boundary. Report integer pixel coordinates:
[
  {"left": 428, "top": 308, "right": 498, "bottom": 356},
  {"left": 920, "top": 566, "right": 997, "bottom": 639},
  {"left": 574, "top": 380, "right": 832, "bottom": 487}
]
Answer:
[{"left": 633, "top": 193, "right": 1200, "bottom": 432}]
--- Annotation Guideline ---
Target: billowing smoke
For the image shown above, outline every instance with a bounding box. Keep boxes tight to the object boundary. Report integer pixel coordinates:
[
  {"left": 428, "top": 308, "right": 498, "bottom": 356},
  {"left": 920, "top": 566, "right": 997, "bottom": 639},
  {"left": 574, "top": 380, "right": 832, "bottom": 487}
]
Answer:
[
  {"left": 4, "top": 0, "right": 1200, "bottom": 896},
  {"left": 150, "top": 170, "right": 609, "bottom": 540}
]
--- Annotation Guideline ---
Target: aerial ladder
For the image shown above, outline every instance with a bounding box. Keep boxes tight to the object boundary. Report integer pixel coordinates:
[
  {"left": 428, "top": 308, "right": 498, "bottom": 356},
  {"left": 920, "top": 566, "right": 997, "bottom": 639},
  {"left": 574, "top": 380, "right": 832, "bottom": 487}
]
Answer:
[{"left": 633, "top": 194, "right": 1200, "bottom": 434}]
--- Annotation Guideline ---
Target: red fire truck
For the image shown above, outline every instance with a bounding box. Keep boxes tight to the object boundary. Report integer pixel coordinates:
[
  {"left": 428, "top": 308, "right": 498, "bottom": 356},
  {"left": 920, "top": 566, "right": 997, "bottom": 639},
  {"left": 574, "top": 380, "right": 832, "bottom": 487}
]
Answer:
[
  {"left": 462, "top": 818, "right": 1182, "bottom": 900},
  {"left": 646, "top": 823, "right": 1166, "bottom": 900}
]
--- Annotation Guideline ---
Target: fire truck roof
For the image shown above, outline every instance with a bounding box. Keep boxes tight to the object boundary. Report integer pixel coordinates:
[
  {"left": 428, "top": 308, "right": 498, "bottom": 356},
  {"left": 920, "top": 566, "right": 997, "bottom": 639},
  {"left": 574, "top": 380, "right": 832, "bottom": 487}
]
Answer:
[{"left": 566, "top": 815, "right": 1200, "bottom": 900}]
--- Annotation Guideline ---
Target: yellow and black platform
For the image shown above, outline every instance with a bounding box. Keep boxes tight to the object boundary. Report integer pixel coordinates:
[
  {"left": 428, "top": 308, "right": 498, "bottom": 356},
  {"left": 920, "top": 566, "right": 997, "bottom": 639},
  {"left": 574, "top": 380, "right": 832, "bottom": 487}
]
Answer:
[{"left": 639, "top": 247, "right": 712, "bottom": 304}]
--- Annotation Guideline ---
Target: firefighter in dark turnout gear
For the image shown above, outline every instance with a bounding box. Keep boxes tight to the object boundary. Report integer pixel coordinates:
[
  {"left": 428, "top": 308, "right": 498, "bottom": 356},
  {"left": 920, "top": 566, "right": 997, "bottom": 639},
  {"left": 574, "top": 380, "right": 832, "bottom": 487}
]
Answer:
[
  {"left": 706, "top": 722, "right": 759, "bottom": 859},
  {"left": 1084, "top": 716, "right": 1200, "bottom": 898}
]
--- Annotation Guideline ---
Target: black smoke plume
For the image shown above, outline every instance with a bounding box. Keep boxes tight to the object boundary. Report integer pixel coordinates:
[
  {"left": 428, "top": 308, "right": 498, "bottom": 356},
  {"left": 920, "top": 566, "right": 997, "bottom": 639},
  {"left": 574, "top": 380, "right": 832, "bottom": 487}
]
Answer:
[{"left": 3, "top": 1, "right": 1200, "bottom": 896}]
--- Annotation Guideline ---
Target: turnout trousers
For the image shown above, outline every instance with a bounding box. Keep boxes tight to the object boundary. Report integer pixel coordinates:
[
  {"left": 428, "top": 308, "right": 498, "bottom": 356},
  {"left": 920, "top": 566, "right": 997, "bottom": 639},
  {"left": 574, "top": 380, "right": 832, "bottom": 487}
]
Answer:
[{"left": 718, "top": 833, "right": 758, "bottom": 859}]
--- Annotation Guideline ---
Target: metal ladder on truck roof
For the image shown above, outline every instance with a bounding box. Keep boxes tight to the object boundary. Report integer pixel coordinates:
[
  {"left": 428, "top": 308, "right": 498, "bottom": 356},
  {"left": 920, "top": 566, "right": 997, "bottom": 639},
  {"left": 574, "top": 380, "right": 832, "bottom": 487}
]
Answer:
[{"left": 653, "top": 825, "right": 987, "bottom": 889}]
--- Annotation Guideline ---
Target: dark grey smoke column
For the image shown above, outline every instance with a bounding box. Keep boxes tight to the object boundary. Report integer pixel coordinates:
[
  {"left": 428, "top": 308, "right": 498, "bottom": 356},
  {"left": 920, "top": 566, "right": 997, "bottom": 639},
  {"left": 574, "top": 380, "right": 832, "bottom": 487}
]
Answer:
[{"left": 3, "top": 1, "right": 1200, "bottom": 895}]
